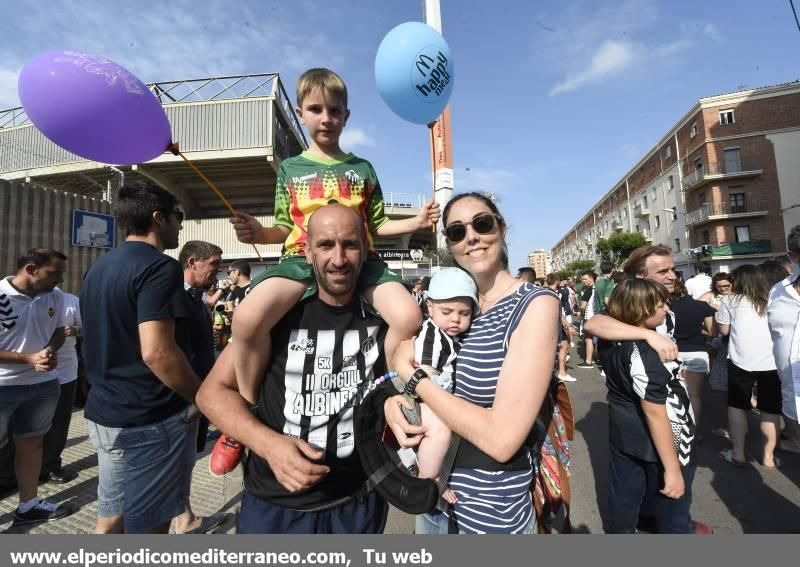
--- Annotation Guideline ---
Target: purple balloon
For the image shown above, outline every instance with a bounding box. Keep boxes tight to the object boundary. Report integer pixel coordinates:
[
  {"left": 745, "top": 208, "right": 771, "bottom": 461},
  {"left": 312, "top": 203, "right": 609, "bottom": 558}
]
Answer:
[{"left": 18, "top": 50, "right": 172, "bottom": 165}]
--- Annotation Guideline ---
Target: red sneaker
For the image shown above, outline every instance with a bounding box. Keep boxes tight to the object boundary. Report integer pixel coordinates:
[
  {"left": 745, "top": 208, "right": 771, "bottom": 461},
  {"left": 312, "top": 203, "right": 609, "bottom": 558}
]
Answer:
[
  {"left": 692, "top": 520, "right": 714, "bottom": 535},
  {"left": 209, "top": 434, "right": 244, "bottom": 477}
]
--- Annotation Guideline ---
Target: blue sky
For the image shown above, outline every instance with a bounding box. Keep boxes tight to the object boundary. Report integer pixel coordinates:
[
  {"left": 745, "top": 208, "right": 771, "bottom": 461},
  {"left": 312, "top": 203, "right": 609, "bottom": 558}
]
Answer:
[{"left": 2, "top": 0, "right": 799, "bottom": 269}]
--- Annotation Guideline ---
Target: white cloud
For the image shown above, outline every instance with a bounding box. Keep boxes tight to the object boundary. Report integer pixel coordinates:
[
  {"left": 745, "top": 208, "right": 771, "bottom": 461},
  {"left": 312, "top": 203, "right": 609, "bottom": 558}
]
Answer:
[
  {"left": 0, "top": 1, "right": 345, "bottom": 109},
  {"left": 457, "top": 167, "right": 516, "bottom": 197},
  {"left": 550, "top": 40, "right": 638, "bottom": 95},
  {"left": 655, "top": 39, "right": 693, "bottom": 57},
  {"left": 340, "top": 127, "right": 375, "bottom": 150},
  {"left": 703, "top": 23, "right": 723, "bottom": 42},
  {"left": 0, "top": 67, "right": 20, "bottom": 109}
]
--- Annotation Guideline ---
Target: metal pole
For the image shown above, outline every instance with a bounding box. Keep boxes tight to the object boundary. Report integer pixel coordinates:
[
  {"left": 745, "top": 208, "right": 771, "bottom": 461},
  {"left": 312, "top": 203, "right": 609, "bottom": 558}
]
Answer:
[{"left": 423, "top": 0, "right": 453, "bottom": 251}]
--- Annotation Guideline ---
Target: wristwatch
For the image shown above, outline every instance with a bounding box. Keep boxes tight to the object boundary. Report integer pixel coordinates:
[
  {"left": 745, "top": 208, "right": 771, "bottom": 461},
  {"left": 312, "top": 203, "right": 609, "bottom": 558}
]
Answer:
[{"left": 404, "top": 368, "right": 430, "bottom": 400}]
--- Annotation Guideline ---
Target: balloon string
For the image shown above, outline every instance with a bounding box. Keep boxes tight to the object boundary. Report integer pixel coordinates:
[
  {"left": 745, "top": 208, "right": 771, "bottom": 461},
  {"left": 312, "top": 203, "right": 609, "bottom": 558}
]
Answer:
[
  {"left": 169, "top": 144, "right": 263, "bottom": 262},
  {"left": 429, "top": 123, "right": 436, "bottom": 234}
]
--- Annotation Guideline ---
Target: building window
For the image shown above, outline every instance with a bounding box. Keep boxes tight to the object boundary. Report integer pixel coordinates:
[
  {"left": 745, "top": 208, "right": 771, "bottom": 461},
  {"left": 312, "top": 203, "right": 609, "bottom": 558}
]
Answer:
[
  {"left": 730, "top": 191, "right": 745, "bottom": 213},
  {"left": 668, "top": 175, "right": 674, "bottom": 190},
  {"left": 674, "top": 238, "right": 681, "bottom": 250},
  {"left": 690, "top": 121, "right": 698, "bottom": 138},
  {"left": 720, "top": 109, "right": 736, "bottom": 125},
  {"left": 694, "top": 158, "right": 703, "bottom": 174},
  {"left": 723, "top": 147, "right": 741, "bottom": 173},
  {"left": 702, "top": 230, "right": 710, "bottom": 245},
  {"left": 735, "top": 225, "right": 751, "bottom": 242},
  {"left": 652, "top": 187, "right": 657, "bottom": 201},
  {"left": 665, "top": 145, "right": 672, "bottom": 158},
  {"left": 655, "top": 215, "right": 661, "bottom": 228},
  {"left": 643, "top": 194, "right": 648, "bottom": 208},
  {"left": 671, "top": 206, "right": 678, "bottom": 221},
  {"left": 698, "top": 192, "right": 706, "bottom": 206}
]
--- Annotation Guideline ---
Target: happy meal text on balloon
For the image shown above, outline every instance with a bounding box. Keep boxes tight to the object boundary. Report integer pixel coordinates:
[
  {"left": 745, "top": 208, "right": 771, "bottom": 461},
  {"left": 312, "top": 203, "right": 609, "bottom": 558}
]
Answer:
[{"left": 414, "top": 51, "right": 451, "bottom": 100}]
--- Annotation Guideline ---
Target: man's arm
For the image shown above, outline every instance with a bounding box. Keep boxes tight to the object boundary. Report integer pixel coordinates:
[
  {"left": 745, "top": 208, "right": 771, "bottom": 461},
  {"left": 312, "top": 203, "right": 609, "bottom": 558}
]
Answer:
[
  {"left": 196, "top": 347, "right": 330, "bottom": 493},
  {"left": 139, "top": 319, "right": 202, "bottom": 403},
  {"left": 585, "top": 314, "right": 678, "bottom": 362}
]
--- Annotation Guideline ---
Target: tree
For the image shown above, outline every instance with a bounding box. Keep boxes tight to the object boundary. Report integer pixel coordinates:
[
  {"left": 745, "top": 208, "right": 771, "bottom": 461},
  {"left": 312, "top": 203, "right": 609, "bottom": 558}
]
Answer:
[
  {"left": 596, "top": 232, "right": 648, "bottom": 268},
  {"left": 565, "top": 259, "right": 596, "bottom": 279}
]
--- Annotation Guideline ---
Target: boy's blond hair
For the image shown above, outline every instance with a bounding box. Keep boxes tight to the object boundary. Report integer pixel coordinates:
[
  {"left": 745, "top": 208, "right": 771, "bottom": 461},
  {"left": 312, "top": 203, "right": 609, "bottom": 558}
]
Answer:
[
  {"left": 606, "top": 278, "right": 669, "bottom": 326},
  {"left": 296, "top": 68, "right": 348, "bottom": 109}
]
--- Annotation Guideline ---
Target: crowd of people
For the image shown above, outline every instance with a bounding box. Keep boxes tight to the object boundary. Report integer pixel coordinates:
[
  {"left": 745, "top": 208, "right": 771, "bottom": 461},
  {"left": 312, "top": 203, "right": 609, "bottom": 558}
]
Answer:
[{"left": 0, "top": 66, "right": 798, "bottom": 535}]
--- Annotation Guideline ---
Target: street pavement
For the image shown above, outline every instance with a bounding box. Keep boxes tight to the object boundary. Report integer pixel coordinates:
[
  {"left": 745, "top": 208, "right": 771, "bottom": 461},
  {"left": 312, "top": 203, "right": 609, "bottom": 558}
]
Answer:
[{"left": 1, "top": 345, "right": 798, "bottom": 534}]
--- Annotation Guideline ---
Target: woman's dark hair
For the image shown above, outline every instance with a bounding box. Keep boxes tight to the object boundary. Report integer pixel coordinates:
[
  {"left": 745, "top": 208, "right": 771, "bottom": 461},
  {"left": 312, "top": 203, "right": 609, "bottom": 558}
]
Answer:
[
  {"left": 671, "top": 275, "right": 688, "bottom": 298},
  {"left": 730, "top": 264, "right": 770, "bottom": 316},
  {"left": 442, "top": 192, "right": 508, "bottom": 269},
  {"left": 114, "top": 181, "right": 178, "bottom": 236},
  {"left": 759, "top": 260, "right": 789, "bottom": 286},
  {"left": 712, "top": 272, "right": 733, "bottom": 294}
]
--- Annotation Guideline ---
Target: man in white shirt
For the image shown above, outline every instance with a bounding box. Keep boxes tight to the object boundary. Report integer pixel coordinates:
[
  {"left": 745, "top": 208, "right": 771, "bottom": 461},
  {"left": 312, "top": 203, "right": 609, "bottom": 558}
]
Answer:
[
  {"left": 685, "top": 261, "right": 712, "bottom": 299},
  {"left": 0, "top": 249, "right": 75, "bottom": 526},
  {"left": 40, "top": 289, "right": 81, "bottom": 484},
  {"left": 767, "top": 225, "right": 800, "bottom": 453}
]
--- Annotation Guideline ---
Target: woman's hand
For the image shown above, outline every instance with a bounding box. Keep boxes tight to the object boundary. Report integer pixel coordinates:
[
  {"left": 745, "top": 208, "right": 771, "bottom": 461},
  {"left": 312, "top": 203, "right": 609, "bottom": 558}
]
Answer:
[{"left": 383, "top": 396, "right": 426, "bottom": 448}]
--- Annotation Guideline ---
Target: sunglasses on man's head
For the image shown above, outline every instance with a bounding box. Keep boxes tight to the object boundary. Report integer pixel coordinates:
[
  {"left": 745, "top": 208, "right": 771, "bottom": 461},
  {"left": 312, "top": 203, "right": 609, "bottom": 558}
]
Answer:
[{"left": 442, "top": 212, "right": 498, "bottom": 243}]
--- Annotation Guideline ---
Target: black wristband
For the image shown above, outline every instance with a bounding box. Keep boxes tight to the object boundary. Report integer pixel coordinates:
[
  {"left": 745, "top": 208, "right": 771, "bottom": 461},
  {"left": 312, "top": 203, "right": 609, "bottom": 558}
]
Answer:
[{"left": 404, "top": 368, "right": 430, "bottom": 400}]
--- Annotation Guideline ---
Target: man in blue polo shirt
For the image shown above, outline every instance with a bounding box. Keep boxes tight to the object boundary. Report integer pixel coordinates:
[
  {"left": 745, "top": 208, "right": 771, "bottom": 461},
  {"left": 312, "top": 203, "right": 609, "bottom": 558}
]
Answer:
[{"left": 81, "top": 181, "right": 202, "bottom": 534}]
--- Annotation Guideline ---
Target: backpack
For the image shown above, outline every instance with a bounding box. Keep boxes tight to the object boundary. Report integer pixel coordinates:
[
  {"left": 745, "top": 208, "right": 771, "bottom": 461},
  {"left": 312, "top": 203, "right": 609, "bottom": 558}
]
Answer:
[{"left": 531, "top": 378, "right": 575, "bottom": 534}]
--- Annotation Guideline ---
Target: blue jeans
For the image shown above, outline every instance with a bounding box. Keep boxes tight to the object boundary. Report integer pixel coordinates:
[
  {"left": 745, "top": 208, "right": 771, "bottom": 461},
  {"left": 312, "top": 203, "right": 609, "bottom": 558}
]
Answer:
[
  {"left": 87, "top": 409, "right": 197, "bottom": 533},
  {"left": 415, "top": 509, "right": 537, "bottom": 534},
  {"left": 0, "top": 379, "right": 60, "bottom": 447},
  {"left": 607, "top": 446, "right": 696, "bottom": 534},
  {"left": 238, "top": 490, "right": 388, "bottom": 534}
]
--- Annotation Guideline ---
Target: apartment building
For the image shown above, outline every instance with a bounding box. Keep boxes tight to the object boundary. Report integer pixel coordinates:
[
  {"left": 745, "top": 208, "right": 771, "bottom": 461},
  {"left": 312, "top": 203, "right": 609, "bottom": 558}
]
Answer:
[
  {"left": 552, "top": 81, "right": 800, "bottom": 276},
  {"left": 527, "top": 249, "right": 551, "bottom": 277}
]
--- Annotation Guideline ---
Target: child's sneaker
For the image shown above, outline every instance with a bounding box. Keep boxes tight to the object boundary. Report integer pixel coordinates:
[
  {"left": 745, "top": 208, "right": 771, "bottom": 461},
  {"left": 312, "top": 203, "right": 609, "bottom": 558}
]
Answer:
[{"left": 209, "top": 434, "right": 244, "bottom": 477}]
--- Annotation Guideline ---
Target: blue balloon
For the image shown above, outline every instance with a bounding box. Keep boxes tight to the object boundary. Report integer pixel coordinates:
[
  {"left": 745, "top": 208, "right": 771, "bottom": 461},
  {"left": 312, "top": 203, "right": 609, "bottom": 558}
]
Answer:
[{"left": 375, "top": 22, "right": 454, "bottom": 125}]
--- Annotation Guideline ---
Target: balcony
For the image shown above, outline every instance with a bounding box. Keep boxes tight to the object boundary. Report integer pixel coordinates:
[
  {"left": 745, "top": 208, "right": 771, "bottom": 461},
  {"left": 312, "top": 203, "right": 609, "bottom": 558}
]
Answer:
[
  {"left": 682, "top": 160, "right": 762, "bottom": 191},
  {"left": 701, "top": 240, "right": 772, "bottom": 257},
  {"left": 612, "top": 220, "right": 624, "bottom": 231},
  {"left": 685, "top": 200, "right": 769, "bottom": 226},
  {"left": 633, "top": 205, "right": 650, "bottom": 218}
]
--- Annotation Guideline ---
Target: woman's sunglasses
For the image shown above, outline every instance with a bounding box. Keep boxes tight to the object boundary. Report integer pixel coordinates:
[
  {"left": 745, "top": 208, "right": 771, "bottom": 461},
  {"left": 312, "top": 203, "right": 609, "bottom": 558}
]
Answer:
[{"left": 443, "top": 212, "right": 498, "bottom": 243}]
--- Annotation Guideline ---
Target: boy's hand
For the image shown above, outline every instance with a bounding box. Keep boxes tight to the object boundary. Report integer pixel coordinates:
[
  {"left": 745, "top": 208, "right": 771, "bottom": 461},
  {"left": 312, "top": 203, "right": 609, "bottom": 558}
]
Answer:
[
  {"left": 660, "top": 467, "right": 685, "bottom": 499},
  {"left": 230, "top": 212, "right": 265, "bottom": 244},
  {"left": 416, "top": 201, "right": 441, "bottom": 230}
]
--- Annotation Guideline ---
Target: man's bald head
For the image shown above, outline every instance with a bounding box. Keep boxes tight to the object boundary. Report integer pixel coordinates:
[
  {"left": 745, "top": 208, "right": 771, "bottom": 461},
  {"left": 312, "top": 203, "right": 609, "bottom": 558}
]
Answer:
[
  {"left": 305, "top": 204, "right": 368, "bottom": 305},
  {"left": 307, "top": 203, "right": 366, "bottom": 243}
]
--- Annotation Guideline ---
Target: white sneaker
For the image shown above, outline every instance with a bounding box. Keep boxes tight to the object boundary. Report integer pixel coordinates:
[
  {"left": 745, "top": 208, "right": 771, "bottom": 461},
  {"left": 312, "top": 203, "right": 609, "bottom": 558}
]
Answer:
[
  {"left": 566, "top": 354, "right": 571, "bottom": 362},
  {"left": 558, "top": 374, "right": 577, "bottom": 382},
  {"left": 600, "top": 370, "right": 606, "bottom": 377}
]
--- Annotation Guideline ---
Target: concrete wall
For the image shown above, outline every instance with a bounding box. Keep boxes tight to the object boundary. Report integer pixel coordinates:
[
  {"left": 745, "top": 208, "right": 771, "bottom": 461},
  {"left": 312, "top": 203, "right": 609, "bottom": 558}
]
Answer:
[{"left": 0, "top": 180, "right": 115, "bottom": 294}]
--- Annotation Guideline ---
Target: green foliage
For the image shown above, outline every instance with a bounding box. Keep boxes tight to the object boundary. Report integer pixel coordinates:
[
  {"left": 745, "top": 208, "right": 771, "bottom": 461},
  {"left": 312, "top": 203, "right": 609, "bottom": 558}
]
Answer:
[
  {"left": 596, "top": 232, "right": 648, "bottom": 268},
  {"left": 565, "top": 259, "right": 596, "bottom": 278}
]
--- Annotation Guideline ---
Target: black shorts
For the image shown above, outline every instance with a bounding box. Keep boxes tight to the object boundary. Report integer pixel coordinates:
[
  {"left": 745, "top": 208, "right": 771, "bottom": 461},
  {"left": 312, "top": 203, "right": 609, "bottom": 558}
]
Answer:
[{"left": 727, "top": 360, "right": 782, "bottom": 414}]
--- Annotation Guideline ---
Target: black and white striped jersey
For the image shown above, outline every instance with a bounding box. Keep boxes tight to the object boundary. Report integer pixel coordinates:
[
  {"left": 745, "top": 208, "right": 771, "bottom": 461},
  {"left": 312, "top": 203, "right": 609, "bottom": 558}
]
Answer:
[
  {"left": 245, "top": 295, "right": 388, "bottom": 509},
  {"left": 601, "top": 339, "right": 695, "bottom": 466}
]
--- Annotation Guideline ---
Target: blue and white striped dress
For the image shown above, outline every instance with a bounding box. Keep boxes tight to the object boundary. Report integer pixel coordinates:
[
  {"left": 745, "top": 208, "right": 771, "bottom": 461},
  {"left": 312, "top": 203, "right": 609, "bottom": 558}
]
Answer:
[{"left": 448, "top": 282, "right": 557, "bottom": 534}]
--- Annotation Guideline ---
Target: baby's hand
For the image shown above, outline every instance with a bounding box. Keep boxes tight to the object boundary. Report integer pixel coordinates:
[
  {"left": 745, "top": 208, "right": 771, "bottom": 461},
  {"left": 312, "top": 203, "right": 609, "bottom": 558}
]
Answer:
[{"left": 442, "top": 488, "right": 458, "bottom": 504}]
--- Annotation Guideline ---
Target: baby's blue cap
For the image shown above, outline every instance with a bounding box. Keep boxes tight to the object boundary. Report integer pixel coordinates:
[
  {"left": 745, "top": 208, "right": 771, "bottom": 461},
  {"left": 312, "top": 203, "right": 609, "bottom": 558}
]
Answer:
[{"left": 423, "top": 268, "right": 479, "bottom": 315}]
